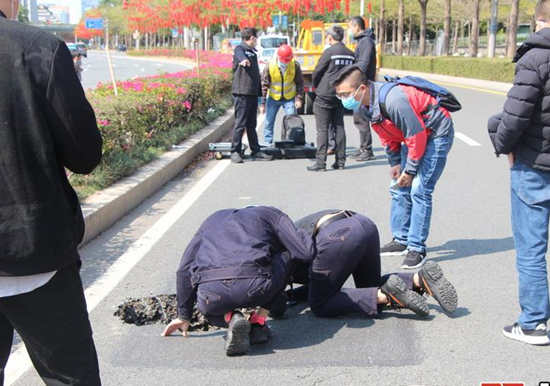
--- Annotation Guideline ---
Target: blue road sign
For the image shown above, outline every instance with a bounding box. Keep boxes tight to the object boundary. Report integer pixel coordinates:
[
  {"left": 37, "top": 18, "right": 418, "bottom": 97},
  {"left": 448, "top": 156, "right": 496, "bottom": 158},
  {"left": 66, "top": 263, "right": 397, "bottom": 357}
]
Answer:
[
  {"left": 282, "top": 15, "right": 288, "bottom": 29},
  {"left": 85, "top": 18, "right": 104, "bottom": 30}
]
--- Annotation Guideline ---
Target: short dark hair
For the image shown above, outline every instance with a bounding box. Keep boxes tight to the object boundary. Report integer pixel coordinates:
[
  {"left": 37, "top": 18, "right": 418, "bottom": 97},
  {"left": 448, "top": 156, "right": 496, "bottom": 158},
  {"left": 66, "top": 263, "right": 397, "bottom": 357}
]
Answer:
[
  {"left": 326, "top": 25, "right": 345, "bottom": 42},
  {"left": 332, "top": 65, "right": 368, "bottom": 89},
  {"left": 241, "top": 28, "right": 258, "bottom": 42},
  {"left": 350, "top": 16, "right": 366, "bottom": 31},
  {"left": 536, "top": 0, "right": 550, "bottom": 21}
]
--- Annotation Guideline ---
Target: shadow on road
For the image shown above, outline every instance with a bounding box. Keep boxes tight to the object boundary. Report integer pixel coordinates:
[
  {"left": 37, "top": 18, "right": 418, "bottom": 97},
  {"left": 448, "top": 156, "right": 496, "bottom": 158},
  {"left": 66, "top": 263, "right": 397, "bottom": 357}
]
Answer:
[{"left": 429, "top": 237, "right": 515, "bottom": 262}]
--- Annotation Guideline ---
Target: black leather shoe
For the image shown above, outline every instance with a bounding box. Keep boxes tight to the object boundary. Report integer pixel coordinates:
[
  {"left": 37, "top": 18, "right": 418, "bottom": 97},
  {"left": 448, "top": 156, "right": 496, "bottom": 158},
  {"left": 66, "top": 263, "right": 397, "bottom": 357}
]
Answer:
[
  {"left": 250, "top": 323, "right": 271, "bottom": 345},
  {"left": 306, "top": 164, "right": 326, "bottom": 172},
  {"left": 381, "top": 275, "right": 429, "bottom": 317},
  {"left": 225, "top": 312, "right": 250, "bottom": 356}
]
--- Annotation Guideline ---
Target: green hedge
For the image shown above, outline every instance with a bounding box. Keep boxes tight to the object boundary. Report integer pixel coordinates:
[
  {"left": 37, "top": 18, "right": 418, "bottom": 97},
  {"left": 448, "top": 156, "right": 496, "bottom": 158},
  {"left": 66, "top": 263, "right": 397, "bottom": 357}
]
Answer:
[{"left": 381, "top": 55, "right": 516, "bottom": 83}]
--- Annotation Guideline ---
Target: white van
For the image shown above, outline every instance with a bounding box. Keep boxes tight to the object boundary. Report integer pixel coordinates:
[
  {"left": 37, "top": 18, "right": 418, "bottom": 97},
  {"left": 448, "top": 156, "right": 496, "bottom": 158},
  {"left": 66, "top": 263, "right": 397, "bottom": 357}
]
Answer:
[{"left": 257, "top": 34, "right": 290, "bottom": 72}]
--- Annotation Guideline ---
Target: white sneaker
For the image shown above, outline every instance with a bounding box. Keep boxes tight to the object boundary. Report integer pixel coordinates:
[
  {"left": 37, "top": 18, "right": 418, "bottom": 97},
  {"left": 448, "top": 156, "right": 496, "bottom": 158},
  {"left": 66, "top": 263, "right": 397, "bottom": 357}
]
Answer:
[{"left": 502, "top": 322, "right": 550, "bottom": 345}]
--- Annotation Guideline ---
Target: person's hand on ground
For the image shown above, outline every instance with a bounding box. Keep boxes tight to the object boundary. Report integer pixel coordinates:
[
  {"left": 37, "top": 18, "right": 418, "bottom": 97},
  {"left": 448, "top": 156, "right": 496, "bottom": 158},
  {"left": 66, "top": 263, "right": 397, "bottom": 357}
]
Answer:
[
  {"left": 161, "top": 318, "right": 190, "bottom": 337},
  {"left": 397, "top": 172, "right": 413, "bottom": 187},
  {"left": 390, "top": 165, "right": 401, "bottom": 180},
  {"left": 507, "top": 153, "right": 515, "bottom": 168},
  {"left": 295, "top": 100, "right": 303, "bottom": 110},
  {"left": 239, "top": 59, "right": 251, "bottom": 67}
]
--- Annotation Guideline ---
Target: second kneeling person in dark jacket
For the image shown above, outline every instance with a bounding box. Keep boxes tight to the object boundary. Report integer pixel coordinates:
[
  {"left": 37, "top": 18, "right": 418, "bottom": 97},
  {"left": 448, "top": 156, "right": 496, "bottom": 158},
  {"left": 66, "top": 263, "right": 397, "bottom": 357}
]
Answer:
[{"left": 162, "top": 206, "right": 316, "bottom": 356}]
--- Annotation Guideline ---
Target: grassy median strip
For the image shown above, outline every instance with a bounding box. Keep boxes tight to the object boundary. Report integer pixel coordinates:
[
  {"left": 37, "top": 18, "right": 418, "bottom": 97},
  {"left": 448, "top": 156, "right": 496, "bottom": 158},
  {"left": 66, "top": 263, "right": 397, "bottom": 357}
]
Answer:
[
  {"left": 72, "top": 54, "right": 233, "bottom": 200},
  {"left": 381, "top": 55, "right": 516, "bottom": 83}
]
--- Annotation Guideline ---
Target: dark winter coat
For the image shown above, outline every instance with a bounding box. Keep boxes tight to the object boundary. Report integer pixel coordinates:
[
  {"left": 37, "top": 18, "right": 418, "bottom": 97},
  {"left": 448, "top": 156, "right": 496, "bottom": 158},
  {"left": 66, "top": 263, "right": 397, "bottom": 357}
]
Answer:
[
  {"left": 489, "top": 28, "right": 550, "bottom": 171},
  {"left": 312, "top": 42, "right": 355, "bottom": 107},
  {"left": 231, "top": 42, "right": 262, "bottom": 96},
  {"left": 354, "top": 29, "right": 377, "bottom": 82},
  {"left": 0, "top": 15, "right": 102, "bottom": 276}
]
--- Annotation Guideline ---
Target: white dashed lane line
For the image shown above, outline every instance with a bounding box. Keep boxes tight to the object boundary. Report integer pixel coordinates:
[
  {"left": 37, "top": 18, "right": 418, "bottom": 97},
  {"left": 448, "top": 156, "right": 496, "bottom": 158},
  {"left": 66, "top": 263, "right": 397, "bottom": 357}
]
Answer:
[{"left": 455, "top": 132, "right": 482, "bottom": 147}]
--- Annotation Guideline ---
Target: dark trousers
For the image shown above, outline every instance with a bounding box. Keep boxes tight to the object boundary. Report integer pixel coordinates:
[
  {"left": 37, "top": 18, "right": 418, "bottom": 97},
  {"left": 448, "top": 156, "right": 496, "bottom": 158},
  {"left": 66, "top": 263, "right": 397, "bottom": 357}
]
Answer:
[
  {"left": 313, "top": 101, "right": 346, "bottom": 167},
  {"left": 197, "top": 254, "right": 291, "bottom": 327},
  {"left": 353, "top": 110, "right": 373, "bottom": 152},
  {"left": 0, "top": 263, "right": 100, "bottom": 386},
  {"left": 306, "top": 215, "right": 414, "bottom": 317},
  {"left": 232, "top": 95, "right": 260, "bottom": 154}
]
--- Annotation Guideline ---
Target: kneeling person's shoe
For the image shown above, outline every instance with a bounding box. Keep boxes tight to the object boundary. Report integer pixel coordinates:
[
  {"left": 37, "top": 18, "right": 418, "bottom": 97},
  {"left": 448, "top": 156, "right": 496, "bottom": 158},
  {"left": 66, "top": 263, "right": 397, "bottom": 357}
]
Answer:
[
  {"left": 225, "top": 312, "right": 251, "bottom": 356},
  {"left": 401, "top": 250, "right": 426, "bottom": 269},
  {"left": 250, "top": 323, "right": 272, "bottom": 345},
  {"left": 502, "top": 323, "right": 550, "bottom": 345},
  {"left": 251, "top": 151, "right": 273, "bottom": 161},
  {"left": 380, "top": 239, "right": 407, "bottom": 256},
  {"left": 417, "top": 260, "right": 458, "bottom": 314},
  {"left": 381, "top": 275, "right": 429, "bottom": 317}
]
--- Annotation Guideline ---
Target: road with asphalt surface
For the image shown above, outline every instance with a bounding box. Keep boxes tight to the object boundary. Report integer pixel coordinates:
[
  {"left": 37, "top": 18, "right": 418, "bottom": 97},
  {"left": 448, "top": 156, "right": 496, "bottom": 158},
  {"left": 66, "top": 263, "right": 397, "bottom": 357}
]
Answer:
[
  {"left": 7, "top": 71, "right": 550, "bottom": 385},
  {"left": 80, "top": 50, "right": 192, "bottom": 90}
]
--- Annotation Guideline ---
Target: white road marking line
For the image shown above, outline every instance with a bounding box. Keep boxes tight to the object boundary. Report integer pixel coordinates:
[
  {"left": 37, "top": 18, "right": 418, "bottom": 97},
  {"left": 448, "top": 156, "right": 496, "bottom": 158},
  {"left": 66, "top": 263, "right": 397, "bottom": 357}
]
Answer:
[
  {"left": 455, "top": 132, "right": 481, "bottom": 147},
  {"left": 239, "top": 196, "right": 252, "bottom": 200},
  {"left": 4, "top": 160, "right": 231, "bottom": 386}
]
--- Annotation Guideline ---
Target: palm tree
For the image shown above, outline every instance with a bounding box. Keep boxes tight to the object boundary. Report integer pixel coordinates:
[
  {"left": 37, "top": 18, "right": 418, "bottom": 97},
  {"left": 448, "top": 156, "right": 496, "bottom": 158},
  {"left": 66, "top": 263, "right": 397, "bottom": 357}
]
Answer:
[
  {"left": 397, "top": 0, "right": 404, "bottom": 55},
  {"left": 417, "top": 0, "right": 429, "bottom": 56},
  {"left": 507, "top": 0, "right": 520, "bottom": 58},
  {"left": 443, "top": 0, "right": 451, "bottom": 55},
  {"left": 470, "top": 0, "right": 480, "bottom": 57}
]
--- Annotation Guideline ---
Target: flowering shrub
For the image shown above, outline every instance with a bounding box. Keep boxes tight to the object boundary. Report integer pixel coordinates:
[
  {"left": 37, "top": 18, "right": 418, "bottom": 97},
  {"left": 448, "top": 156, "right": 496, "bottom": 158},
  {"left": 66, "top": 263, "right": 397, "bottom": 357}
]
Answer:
[
  {"left": 128, "top": 49, "right": 233, "bottom": 68},
  {"left": 71, "top": 58, "right": 232, "bottom": 199}
]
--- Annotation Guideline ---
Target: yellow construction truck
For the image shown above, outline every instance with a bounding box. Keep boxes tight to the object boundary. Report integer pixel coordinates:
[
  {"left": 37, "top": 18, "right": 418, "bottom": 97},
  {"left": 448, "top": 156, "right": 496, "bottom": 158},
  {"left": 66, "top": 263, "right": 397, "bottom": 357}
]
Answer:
[{"left": 294, "top": 19, "right": 374, "bottom": 114}]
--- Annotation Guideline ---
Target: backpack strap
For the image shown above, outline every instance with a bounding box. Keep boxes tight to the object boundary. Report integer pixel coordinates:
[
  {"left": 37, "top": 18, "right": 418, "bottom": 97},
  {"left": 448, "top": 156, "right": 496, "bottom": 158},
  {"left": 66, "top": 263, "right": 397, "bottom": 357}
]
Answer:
[{"left": 378, "top": 81, "right": 399, "bottom": 119}]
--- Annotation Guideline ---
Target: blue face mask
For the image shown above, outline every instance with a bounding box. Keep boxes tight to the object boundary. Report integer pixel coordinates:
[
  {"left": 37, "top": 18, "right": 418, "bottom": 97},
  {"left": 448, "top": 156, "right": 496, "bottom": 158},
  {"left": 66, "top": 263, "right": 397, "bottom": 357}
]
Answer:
[{"left": 340, "top": 87, "right": 363, "bottom": 112}]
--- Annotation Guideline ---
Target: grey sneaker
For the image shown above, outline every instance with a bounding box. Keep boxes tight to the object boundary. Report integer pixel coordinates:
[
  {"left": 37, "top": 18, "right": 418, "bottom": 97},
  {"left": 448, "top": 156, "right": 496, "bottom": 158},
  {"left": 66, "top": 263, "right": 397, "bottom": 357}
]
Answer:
[
  {"left": 381, "top": 275, "right": 429, "bottom": 317},
  {"left": 230, "top": 152, "right": 243, "bottom": 164},
  {"left": 354, "top": 150, "right": 375, "bottom": 161},
  {"left": 502, "top": 323, "right": 550, "bottom": 345},
  {"left": 401, "top": 250, "right": 427, "bottom": 270},
  {"left": 251, "top": 151, "right": 273, "bottom": 161},
  {"left": 225, "top": 312, "right": 251, "bottom": 356},
  {"left": 418, "top": 261, "right": 458, "bottom": 314},
  {"left": 380, "top": 239, "right": 408, "bottom": 256}
]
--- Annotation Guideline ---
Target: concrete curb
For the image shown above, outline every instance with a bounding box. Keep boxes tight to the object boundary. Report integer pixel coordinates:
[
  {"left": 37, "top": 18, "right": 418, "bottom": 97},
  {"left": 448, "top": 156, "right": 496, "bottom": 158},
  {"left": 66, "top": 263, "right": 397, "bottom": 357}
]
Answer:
[
  {"left": 80, "top": 108, "right": 235, "bottom": 245},
  {"left": 378, "top": 67, "right": 512, "bottom": 93}
]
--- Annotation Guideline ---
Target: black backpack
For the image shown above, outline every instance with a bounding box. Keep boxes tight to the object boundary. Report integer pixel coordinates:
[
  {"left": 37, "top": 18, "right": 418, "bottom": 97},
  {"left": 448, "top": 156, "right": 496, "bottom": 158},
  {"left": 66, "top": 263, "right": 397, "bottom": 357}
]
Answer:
[{"left": 282, "top": 114, "right": 306, "bottom": 145}]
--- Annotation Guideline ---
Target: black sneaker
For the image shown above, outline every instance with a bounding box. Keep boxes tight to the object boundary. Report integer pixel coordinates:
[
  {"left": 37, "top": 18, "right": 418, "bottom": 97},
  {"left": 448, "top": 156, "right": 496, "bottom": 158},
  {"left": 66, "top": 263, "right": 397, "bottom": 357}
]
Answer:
[
  {"left": 250, "top": 323, "right": 272, "bottom": 345},
  {"left": 230, "top": 152, "right": 243, "bottom": 164},
  {"left": 331, "top": 162, "right": 345, "bottom": 170},
  {"left": 306, "top": 164, "right": 326, "bottom": 172},
  {"left": 381, "top": 275, "right": 429, "bottom": 317},
  {"left": 502, "top": 323, "right": 550, "bottom": 345},
  {"left": 355, "top": 150, "right": 376, "bottom": 161},
  {"left": 401, "top": 250, "right": 426, "bottom": 269},
  {"left": 225, "top": 312, "right": 251, "bottom": 356},
  {"left": 251, "top": 151, "right": 273, "bottom": 161},
  {"left": 417, "top": 261, "right": 458, "bottom": 314},
  {"left": 380, "top": 239, "right": 408, "bottom": 256}
]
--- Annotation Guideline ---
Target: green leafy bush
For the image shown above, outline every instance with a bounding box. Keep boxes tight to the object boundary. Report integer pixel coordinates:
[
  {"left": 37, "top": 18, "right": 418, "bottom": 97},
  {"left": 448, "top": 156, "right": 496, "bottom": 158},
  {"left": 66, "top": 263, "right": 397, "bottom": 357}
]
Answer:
[{"left": 381, "top": 55, "right": 516, "bottom": 83}]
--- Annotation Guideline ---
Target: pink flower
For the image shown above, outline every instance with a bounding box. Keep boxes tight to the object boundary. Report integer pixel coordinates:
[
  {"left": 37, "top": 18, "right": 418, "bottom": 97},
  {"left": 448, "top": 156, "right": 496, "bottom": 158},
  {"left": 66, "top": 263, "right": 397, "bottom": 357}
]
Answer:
[
  {"left": 176, "top": 87, "right": 187, "bottom": 95},
  {"left": 183, "top": 100, "right": 192, "bottom": 111},
  {"left": 98, "top": 119, "right": 110, "bottom": 126}
]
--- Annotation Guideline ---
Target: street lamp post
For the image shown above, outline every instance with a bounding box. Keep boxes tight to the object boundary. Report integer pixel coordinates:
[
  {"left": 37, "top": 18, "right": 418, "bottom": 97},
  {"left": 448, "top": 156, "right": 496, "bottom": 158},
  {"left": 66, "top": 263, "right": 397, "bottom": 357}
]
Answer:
[{"left": 488, "top": 0, "right": 499, "bottom": 58}]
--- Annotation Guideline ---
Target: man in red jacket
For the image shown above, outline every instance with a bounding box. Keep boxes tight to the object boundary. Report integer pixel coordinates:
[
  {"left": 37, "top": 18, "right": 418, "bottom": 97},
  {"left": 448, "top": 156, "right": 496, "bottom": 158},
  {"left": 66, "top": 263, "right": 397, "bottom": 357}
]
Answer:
[{"left": 333, "top": 66, "right": 455, "bottom": 269}]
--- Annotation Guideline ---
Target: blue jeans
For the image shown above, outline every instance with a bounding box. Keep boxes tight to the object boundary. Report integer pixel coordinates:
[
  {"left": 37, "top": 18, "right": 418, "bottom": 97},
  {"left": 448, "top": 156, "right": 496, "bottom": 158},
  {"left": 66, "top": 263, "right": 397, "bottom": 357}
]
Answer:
[
  {"left": 390, "top": 129, "right": 454, "bottom": 253},
  {"left": 510, "top": 160, "right": 550, "bottom": 329},
  {"left": 263, "top": 97, "right": 296, "bottom": 145}
]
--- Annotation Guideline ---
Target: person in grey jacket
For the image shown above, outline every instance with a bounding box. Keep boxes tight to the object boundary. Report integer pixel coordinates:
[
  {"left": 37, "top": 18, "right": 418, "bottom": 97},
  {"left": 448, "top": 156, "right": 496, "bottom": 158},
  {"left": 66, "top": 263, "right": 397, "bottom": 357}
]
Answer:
[
  {"left": 349, "top": 16, "right": 377, "bottom": 162},
  {"left": 0, "top": 2, "right": 102, "bottom": 384},
  {"left": 488, "top": 0, "right": 550, "bottom": 346}
]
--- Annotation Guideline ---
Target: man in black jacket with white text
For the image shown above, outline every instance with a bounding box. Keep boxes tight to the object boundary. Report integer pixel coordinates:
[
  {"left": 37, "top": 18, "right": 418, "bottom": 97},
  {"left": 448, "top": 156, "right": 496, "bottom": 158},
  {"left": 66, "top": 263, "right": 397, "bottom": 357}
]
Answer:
[{"left": 0, "top": 3, "right": 102, "bottom": 384}]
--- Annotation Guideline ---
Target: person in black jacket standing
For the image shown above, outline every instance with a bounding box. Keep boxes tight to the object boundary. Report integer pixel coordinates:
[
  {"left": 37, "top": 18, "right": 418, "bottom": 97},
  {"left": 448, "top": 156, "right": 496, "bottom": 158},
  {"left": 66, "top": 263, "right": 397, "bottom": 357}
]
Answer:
[
  {"left": 0, "top": 3, "right": 102, "bottom": 384},
  {"left": 488, "top": 0, "right": 550, "bottom": 346},
  {"left": 349, "top": 16, "right": 377, "bottom": 162},
  {"left": 307, "top": 26, "right": 355, "bottom": 172},
  {"left": 162, "top": 206, "right": 316, "bottom": 356},
  {"left": 231, "top": 28, "right": 273, "bottom": 164}
]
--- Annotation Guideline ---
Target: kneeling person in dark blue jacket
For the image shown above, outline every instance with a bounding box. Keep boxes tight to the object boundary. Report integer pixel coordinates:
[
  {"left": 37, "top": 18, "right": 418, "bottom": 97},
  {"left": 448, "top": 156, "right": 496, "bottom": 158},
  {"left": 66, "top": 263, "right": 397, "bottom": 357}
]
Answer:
[
  {"left": 162, "top": 206, "right": 316, "bottom": 356},
  {"left": 289, "top": 210, "right": 458, "bottom": 318}
]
